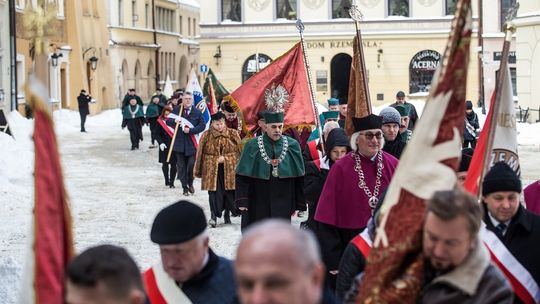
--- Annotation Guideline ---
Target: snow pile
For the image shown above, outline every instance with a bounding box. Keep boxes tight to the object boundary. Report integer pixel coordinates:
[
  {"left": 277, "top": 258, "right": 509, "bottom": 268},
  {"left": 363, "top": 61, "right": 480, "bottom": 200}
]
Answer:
[{"left": 0, "top": 257, "right": 22, "bottom": 304}]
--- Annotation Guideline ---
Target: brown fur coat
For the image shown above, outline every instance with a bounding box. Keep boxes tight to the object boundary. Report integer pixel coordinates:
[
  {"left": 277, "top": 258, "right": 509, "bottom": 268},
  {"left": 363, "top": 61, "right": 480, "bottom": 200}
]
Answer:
[{"left": 194, "top": 127, "right": 242, "bottom": 191}]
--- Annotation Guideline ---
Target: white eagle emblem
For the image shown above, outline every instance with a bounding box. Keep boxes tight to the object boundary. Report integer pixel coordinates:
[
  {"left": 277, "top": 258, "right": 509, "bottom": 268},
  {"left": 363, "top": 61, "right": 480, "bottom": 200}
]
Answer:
[{"left": 264, "top": 84, "right": 289, "bottom": 113}]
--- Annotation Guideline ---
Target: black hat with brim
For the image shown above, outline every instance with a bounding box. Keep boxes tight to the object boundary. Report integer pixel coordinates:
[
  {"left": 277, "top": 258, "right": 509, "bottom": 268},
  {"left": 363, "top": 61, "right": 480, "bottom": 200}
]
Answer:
[
  {"left": 150, "top": 200, "right": 207, "bottom": 245},
  {"left": 352, "top": 114, "right": 383, "bottom": 132}
]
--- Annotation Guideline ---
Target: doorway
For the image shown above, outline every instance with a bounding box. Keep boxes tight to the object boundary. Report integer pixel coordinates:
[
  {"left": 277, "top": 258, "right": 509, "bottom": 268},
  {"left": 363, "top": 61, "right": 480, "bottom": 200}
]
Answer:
[{"left": 330, "top": 53, "right": 352, "bottom": 103}]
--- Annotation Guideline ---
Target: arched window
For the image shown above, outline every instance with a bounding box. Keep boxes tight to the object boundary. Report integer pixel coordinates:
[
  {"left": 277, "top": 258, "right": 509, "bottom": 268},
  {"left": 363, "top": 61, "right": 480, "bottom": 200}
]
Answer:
[
  {"left": 242, "top": 54, "right": 272, "bottom": 83},
  {"left": 409, "top": 50, "right": 441, "bottom": 94}
]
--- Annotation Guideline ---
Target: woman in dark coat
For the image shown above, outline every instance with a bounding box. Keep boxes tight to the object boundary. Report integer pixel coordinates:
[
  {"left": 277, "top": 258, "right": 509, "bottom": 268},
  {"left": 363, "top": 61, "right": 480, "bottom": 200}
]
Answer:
[
  {"left": 303, "top": 128, "right": 352, "bottom": 290},
  {"left": 121, "top": 98, "right": 145, "bottom": 150},
  {"left": 153, "top": 105, "right": 177, "bottom": 188},
  {"left": 303, "top": 128, "right": 351, "bottom": 229}
]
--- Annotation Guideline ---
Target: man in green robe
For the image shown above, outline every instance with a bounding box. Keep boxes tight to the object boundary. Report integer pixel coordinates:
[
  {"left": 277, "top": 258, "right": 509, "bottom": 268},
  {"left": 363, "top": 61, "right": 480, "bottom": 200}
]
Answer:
[{"left": 235, "top": 111, "right": 306, "bottom": 231}]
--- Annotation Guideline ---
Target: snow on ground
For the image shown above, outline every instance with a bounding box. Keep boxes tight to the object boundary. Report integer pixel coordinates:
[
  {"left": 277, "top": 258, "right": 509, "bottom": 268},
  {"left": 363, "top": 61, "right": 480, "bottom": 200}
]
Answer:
[{"left": 1, "top": 104, "right": 540, "bottom": 302}]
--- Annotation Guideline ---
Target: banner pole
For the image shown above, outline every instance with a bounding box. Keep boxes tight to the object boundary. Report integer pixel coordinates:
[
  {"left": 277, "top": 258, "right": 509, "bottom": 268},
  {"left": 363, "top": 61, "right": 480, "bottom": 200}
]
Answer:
[
  {"left": 296, "top": 19, "right": 326, "bottom": 153},
  {"left": 166, "top": 103, "right": 184, "bottom": 163},
  {"left": 478, "top": 4, "right": 518, "bottom": 193},
  {"left": 349, "top": 5, "right": 372, "bottom": 114}
]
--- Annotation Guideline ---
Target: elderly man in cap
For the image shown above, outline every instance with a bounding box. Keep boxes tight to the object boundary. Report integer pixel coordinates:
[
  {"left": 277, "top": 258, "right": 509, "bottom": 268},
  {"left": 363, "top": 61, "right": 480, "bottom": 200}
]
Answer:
[
  {"left": 143, "top": 200, "right": 237, "bottom": 303},
  {"left": 380, "top": 106, "right": 407, "bottom": 159},
  {"left": 122, "top": 88, "right": 144, "bottom": 108},
  {"left": 482, "top": 162, "right": 540, "bottom": 302},
  {"left": 235, "top": 220, "right": 337, "bottom": 304},
  {"left": 313, "top": 114, "right": 398, "bottom": 289},
  {"left": 327, "top": 97, "right": 340, "bottom": 111},
  {"left": 391, "top": 91, "right": 418, "bottom": 131},
  {"left": 235, "top": 111, "right": 306, "bottom": 231},
  {"left": 395, "top": 104, "right": 413, "bottom": 143}
]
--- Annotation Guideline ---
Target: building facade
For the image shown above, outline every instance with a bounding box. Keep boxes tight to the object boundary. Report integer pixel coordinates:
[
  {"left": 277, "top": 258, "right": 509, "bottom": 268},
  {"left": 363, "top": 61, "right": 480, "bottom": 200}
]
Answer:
[
  {"left": 199, "top": 0, "right": 518, "bottom": 109},
  {"left": 14, "top": 0, "right": 115, "bottom": 115},
  {"left": 515, "top": 1, "right": 540, "bottom": 122},
  {"left": 108, "top": 0, "right": 200, "bottom": 106}
]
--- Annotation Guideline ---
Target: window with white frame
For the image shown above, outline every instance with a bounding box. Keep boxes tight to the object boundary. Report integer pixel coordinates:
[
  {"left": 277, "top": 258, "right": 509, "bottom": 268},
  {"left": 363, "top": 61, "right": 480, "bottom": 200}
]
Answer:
[
  {"left": 277, "top": 0, "right": 297, "bottom": 20},
  {"left": 119, "top": 0, "right": 124, "bottom": 26},
  {"left": 388, "top": 0, "right": 409, "bottom": 17},
  {"left": 445, "top": 0, "right": 456, "bottom": 15},
  {"left": 332, "top": 0, "right": 351, "bottom": 19},
  {"left": 221, "top": 0, "right": 241, "bottom": 22}
]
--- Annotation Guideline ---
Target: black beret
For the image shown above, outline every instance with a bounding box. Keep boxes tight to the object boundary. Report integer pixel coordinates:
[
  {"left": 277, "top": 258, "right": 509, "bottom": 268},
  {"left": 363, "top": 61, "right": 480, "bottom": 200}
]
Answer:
[
  {"left": 150, "top": 200, "right": 207, "bottom": 244},
  {"left": 482, "top": 162, "right": 522, "bottom": 196}
]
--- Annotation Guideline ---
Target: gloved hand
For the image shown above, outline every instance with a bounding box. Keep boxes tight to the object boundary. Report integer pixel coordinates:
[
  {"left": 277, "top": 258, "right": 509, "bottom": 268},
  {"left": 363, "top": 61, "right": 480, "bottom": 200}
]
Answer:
[{"left": 159, "top": 143, "right": 167, "bottom": 151}]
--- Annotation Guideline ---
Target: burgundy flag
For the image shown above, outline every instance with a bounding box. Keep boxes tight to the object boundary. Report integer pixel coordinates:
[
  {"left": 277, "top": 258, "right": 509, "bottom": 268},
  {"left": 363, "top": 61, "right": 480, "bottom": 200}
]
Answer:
[
  {"left": 355, "top": 0, "right": 472, "bottom": 302},
  {"left": 19, "top": 77, "right": 75, "bottom": 304}
]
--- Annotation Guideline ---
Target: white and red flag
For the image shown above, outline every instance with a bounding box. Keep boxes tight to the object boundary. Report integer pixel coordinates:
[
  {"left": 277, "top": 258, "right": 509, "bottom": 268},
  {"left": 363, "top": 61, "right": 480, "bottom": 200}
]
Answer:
[
  {"left": 355, "top": 0, "right": 472, "bottom": 302},
  {"left": 464, "top": 62, "right": 539, "bottom": 303},
  {"left": 18, "top": 76, "right": 75, "bottom": 304}
]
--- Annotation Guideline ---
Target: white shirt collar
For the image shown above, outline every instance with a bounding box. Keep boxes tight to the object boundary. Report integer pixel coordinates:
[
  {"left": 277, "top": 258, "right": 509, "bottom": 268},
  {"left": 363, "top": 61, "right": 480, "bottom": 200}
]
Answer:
[{"left": 488, "top": 212, "right": 511, "bottom": 232}]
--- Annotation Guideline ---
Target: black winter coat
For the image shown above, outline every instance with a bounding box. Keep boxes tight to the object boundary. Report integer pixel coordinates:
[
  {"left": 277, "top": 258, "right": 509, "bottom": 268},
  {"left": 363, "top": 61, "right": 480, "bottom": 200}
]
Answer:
[
  {"left": 166, "top": 105, "right": 206, "bottom": 156},
  {"left": 77, "top": 93, "right": 91, "bottom": 116},
  {"left": 464, "top": 111, "right": 480, "bottom": 141},
  {"left": 382, "top": 132, "right": 406, "bottom": 159},
  {"left": 483, "top": 204, "right": 540, "bottom": 303}
]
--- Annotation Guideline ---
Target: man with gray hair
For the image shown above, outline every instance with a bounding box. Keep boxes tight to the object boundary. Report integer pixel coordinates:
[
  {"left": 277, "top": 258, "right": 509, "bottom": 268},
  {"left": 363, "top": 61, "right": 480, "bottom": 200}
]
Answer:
[
  {"left": 143, "top": 200, "right": 237, "bottom": 303},
  {"left": 313, "top": 114, "right": 398, "bottom": 289},
  {"left": 235, "top": 219, "right": 337, "bottom": 304}
]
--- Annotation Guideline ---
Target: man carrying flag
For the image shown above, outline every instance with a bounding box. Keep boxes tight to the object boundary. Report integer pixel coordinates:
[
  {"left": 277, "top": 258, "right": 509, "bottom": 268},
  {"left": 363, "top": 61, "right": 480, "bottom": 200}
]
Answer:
[
  {"left": 166, "top": 91, "right": 206, "bottom": 196},
  {"left": 462, "top": 7, "right": 540, "bottom": 301}
]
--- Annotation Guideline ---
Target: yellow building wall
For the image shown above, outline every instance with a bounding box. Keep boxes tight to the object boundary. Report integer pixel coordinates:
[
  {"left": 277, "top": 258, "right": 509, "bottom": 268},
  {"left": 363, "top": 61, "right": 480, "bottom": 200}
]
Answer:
[{"left": 201, "top": 33, "right": 479, "bottom": 107}]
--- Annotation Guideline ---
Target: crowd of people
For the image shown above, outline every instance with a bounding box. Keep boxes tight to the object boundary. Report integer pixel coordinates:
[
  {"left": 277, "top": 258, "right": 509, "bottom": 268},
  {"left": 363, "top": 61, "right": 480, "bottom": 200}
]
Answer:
[{"left": 65, "top": 88, "right": 540, "bottom": 303}]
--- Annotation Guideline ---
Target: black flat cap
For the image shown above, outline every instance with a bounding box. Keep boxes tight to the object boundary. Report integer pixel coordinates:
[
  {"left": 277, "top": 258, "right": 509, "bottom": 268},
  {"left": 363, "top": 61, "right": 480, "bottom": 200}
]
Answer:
[{"left": 150, "top": 200, "right": 207, "bottom": 245}]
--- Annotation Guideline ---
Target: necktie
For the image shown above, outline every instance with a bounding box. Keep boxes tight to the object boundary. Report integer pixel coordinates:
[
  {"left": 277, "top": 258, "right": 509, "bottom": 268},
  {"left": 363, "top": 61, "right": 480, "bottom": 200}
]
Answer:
[
  {"left": 495, "top": 223, "right": 507, "bottom": 237},
  {"left": 184, "top": 109, "right": 188, "bottom": 117}
]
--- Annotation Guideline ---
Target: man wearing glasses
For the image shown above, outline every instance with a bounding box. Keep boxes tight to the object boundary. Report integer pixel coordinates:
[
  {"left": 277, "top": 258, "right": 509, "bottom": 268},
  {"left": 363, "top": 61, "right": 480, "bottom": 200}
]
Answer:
[{"left": 313, "top": 114, "right": 399, "bottom": 289}]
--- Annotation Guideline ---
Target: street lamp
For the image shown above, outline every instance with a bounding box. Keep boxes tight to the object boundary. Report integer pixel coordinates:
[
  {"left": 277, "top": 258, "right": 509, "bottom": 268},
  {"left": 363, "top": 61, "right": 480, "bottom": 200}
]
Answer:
[
  {"left": 213, "top": 46, "right": 222, "bottom": 66},
  {"left": 89, "top": 56, "right": 99, "bottom": 71},
  {"left": 51, "top": 52, "right": 63, "bottom": 67}
]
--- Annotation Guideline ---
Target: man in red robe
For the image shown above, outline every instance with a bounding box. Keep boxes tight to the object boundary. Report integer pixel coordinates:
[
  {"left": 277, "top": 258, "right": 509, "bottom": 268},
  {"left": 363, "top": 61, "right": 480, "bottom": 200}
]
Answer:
[{"left": 313, "top": 114, "right": 398, "bottom": 289}]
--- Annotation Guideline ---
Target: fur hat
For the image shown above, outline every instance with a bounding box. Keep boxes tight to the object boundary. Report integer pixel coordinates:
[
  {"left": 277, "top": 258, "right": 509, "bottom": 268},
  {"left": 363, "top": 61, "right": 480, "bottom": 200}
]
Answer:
[
  {"left": 466, "top": 100, "right": 473, "bottom": 110},
  {"left": 396, "top": 91, "right": 405, "bottom": 98}
]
